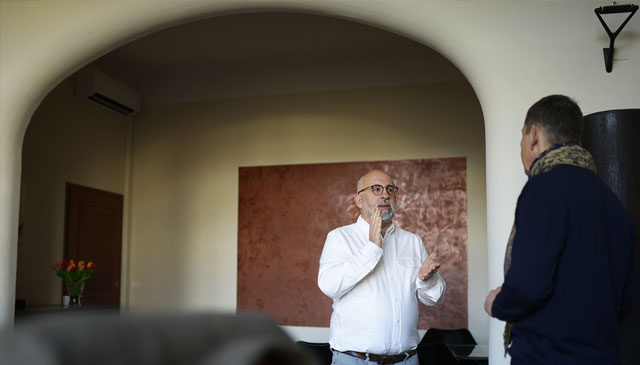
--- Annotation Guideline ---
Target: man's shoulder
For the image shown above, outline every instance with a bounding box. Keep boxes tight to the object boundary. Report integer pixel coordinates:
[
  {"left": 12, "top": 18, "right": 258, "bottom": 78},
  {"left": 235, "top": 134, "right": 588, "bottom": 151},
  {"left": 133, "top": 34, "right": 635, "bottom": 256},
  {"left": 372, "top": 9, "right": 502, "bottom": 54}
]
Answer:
[
  {"left": 523, "top": 165, "right": 632, "bottom": 221},
  {"left": 329, "top": 221, "right": 359, "bottom": 233},
  {"left": 327, "top": 221, "right": 361, "bottom": 237},
  {"left": 524, "top": 165, "right": 598, "bottom": 194}
]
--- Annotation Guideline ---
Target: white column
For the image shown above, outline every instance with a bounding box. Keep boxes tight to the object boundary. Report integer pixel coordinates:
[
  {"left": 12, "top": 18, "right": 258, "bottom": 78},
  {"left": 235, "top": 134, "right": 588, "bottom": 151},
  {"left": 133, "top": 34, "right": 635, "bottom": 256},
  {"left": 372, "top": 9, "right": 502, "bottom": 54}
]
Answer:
[
  {"left": 483, "top": 106, "right": 527, "bottom": 365},
  {"left": 0, "top": 131, "right": 22, "bottom": 330}
]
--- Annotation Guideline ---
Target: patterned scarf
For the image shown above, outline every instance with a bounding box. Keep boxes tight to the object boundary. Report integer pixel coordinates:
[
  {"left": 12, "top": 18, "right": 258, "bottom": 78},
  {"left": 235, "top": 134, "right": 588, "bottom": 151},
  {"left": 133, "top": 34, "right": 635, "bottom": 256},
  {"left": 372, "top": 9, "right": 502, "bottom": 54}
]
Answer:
[{"left": 502, "top": 143, "right": 597, "bottom": 356}]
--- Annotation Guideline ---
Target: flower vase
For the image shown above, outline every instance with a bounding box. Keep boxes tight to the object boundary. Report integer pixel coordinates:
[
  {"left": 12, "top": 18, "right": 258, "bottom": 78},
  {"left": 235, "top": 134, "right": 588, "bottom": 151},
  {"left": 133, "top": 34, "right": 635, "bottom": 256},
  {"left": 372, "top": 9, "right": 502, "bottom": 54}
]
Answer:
[
  {"left": 69, "top": 295, "right": 81, "bottom": 307},
  {"left": 66, "top": 282, "right": 84, "bottom": 307}
]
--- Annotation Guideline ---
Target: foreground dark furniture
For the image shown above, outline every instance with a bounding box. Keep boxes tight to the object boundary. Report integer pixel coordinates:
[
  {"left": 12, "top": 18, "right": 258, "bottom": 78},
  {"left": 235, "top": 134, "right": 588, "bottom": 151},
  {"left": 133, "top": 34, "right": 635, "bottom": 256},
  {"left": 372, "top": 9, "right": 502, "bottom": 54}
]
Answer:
[
  {"left": 418, "top": 328, "right": 487, "bottom": 364},
  {"left": 296, "top": 341, "right": 332, "bottom": 365},
  {"left": 417, "top": 343, "right": 458, "bottom": 365},
  {"left": 2, "top": 312, "right": 312, "bottom": 365},
  {"left": 419, "top": 328, "right": 477, "bottom": 346}
]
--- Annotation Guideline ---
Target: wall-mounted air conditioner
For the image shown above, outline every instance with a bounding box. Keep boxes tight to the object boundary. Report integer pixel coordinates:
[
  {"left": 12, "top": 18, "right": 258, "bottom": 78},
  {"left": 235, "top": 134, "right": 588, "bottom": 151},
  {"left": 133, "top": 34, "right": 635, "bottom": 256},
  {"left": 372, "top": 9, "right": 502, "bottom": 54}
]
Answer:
[{"left": 75, "top": 68, "right": 141, "bottom": 116}]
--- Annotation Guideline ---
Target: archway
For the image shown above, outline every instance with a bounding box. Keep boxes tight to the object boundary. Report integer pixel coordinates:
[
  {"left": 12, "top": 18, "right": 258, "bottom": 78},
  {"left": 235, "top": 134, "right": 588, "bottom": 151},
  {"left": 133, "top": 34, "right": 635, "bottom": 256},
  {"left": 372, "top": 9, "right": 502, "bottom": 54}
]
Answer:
[
  {"left": 17, "top": 11, "right": 488, "bottom": 344},
  {"left": 3, "top": 2, "right": 520, "bottom": 362}
]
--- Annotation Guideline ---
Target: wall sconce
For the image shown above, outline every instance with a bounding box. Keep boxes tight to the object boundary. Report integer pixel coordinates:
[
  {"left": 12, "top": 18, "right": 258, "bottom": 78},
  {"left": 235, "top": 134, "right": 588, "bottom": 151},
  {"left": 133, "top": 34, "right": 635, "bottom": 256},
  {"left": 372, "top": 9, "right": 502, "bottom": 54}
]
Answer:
[{"left": 595, "top": 3, "right": 639, "bottom": 73}]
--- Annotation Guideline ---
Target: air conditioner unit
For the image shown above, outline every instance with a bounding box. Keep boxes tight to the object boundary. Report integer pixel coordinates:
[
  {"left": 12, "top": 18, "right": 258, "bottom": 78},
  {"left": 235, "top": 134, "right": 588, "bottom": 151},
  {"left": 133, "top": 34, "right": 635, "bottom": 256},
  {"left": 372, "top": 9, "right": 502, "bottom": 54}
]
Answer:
[{"left": 75, "top": 68, "right": 141, "bottom": 116}]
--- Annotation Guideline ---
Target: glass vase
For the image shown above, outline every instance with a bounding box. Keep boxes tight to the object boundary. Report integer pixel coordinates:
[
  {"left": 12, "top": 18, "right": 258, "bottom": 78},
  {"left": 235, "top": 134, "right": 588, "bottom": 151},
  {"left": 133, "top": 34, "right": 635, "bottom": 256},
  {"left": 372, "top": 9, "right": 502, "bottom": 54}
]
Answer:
[
  {"left": 69, "top": 295, "right": 81, "bottom": 307},
  {"left": 65, "top": 282, "right": 84, "bottom": 307}
]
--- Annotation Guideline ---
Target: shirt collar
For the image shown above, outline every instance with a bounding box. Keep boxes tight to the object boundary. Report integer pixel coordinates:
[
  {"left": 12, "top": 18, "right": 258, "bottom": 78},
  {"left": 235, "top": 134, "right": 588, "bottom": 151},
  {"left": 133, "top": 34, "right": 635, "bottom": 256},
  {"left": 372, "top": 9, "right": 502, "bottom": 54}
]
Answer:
[{"left": 356, "top": 215, "right": 396, "bottom": 236}]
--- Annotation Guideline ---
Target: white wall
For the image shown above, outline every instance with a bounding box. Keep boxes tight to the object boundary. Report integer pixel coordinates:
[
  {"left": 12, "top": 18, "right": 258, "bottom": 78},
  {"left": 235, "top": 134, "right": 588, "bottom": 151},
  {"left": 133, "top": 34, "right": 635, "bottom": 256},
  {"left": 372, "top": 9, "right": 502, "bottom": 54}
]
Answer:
[
  {"left": 17, "top": 79, "right": 128, "bottom": 306},
  {"left": 127, "top": 82, "right": 487, "bottom": 342},
  {"left": 2, "top": 1, "right": 639, "bottom": 363},
  {"left": 19, "top": 79, "right": 487, "bottom": 342}
]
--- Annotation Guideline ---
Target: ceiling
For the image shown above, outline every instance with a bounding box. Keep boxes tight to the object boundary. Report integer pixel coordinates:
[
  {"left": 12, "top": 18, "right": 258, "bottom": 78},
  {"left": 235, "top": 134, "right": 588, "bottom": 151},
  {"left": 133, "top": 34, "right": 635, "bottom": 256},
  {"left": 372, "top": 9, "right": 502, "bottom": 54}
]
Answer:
[{"left": 88, "top": 12, "right": 466, "bottom": 105}]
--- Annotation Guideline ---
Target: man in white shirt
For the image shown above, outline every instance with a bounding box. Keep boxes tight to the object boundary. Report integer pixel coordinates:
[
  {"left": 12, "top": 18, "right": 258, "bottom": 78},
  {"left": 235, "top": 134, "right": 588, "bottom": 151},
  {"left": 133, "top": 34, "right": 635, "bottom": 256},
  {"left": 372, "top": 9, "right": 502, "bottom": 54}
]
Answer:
[{"left": 318, "top": 169, "right": 446, "bottom": 365}]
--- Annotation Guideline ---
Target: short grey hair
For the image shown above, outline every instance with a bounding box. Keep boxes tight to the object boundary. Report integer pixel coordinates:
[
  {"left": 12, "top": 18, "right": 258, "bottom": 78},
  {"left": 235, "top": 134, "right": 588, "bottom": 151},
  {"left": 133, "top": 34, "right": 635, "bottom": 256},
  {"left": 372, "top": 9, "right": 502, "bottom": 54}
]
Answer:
[{"left": 356, "top": 173, "right": 366, "bottom": 193}]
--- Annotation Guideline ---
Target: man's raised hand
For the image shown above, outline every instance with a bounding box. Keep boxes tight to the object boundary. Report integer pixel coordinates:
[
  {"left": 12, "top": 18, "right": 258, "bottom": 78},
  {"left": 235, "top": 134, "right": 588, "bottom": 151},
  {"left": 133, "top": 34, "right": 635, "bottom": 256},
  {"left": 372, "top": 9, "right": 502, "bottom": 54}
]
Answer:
[
  {"left": 369, "top": 208, "right": 383, "bottom": 248},
  {"left": 418, "top": 246, "right": 440, "bottom": 280}
]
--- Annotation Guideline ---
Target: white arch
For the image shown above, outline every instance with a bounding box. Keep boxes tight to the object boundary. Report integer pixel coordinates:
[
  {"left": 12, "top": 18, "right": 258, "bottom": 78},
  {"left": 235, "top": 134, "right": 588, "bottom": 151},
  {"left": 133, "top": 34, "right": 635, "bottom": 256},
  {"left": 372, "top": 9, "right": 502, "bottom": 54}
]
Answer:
[{"left": 2, "top": 2, "right": 639, "bottom": 364}]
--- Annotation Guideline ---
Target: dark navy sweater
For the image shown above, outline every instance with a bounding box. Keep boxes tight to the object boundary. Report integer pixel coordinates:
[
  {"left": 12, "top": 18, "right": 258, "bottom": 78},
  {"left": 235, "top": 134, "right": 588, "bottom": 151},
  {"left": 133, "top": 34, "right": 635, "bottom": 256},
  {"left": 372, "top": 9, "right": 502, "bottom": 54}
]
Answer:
[{"left": 492, "top": 165, "right": 637, "bottom": 364}]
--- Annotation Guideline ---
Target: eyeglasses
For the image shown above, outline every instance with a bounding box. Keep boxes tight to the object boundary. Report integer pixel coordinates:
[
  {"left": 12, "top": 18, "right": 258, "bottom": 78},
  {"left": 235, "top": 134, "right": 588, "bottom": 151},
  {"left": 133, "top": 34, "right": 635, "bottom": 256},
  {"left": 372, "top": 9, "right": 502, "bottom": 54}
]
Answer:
[{"left": 357, "top": 184, "right": 399, "bottom": 196}]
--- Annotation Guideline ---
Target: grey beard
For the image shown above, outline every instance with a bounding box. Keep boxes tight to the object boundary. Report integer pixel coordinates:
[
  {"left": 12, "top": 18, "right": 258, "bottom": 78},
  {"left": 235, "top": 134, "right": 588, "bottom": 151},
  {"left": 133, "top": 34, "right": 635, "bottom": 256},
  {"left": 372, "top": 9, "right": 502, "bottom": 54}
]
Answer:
[
  {"left": 365, "top": 200, "right": 396, "bottom": 223},
  {"left": 380, "top": 203, "right": 395, "bottom": 223}
]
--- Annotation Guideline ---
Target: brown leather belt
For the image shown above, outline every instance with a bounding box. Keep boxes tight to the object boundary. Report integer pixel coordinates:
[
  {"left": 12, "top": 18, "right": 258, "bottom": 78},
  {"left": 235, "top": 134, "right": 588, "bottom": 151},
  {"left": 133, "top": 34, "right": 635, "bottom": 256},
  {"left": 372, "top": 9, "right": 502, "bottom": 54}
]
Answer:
[{"left": 338, "top": 349, "right": 417, "bottom": 364}]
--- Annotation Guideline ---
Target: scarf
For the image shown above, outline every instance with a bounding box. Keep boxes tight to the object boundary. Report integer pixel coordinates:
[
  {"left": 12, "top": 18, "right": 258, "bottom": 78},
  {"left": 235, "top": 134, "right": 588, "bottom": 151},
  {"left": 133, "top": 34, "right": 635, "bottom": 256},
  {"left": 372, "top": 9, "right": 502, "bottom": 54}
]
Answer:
[{"left": 502, "top": 143, "right": 597, "bottom": 356}]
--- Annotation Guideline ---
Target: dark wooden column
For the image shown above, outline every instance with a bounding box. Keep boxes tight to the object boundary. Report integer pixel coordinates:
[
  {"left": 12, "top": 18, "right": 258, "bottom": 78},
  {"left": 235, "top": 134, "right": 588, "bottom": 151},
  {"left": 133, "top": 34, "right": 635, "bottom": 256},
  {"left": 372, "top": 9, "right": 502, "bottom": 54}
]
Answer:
[{"left": 582, "top": 109, "right": 640, "bottom": 365}]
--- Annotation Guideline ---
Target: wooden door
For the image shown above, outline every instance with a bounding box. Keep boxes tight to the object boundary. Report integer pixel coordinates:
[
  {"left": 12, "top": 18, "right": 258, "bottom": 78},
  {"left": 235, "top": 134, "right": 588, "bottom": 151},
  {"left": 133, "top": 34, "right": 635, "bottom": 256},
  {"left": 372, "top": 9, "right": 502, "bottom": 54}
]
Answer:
[{"left": 64, "top": 183, "right": 123, "bottom": 306}]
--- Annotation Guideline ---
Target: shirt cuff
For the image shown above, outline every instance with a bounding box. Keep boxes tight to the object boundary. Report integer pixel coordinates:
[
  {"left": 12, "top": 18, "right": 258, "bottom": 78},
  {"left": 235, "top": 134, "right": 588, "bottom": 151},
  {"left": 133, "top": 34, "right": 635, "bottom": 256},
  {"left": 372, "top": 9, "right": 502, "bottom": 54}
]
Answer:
[
  {"left": 415, "top": 273, "right": 445, "bottom": 305},
  {"left": 417, "top": 272, "right": 439, "bottom": 288}
]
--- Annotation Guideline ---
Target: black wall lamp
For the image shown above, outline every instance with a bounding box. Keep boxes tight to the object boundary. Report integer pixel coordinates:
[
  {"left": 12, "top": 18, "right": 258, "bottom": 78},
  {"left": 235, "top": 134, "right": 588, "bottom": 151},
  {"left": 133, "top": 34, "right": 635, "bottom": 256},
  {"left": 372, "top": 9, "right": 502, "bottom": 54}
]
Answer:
[{"left": 595, "top": 2, "right": 639, "bottom": 73}]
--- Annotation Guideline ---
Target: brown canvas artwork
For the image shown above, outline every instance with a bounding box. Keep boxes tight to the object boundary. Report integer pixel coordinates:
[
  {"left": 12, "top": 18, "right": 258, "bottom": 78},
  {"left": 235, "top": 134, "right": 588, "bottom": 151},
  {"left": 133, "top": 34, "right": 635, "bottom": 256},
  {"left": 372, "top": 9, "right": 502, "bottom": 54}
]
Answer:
[{"left": 237, "top": 158, "right": 468, "bottom": 329}]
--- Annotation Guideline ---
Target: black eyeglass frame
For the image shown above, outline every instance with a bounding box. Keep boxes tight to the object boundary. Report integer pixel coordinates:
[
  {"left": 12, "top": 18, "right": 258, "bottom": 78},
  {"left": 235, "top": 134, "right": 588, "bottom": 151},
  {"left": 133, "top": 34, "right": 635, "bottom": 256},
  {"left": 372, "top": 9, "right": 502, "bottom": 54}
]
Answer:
[{"left": 357, "top": 184, "right": 399, "bottom": 196}]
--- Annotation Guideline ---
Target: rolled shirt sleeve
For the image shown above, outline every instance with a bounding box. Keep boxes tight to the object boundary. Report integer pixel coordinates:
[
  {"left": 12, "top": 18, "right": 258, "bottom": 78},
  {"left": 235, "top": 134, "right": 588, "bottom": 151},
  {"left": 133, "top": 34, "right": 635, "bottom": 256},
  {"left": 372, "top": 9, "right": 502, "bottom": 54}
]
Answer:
[{"left": 416, "top": 272, "right": 446, "bottom": 306}]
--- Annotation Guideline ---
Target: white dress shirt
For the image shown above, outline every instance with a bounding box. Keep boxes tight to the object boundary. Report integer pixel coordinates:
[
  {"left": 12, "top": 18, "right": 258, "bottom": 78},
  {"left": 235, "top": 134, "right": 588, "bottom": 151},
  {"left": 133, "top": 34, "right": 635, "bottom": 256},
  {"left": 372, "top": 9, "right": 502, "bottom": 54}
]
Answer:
[{"left": 318, "top": 216, "right": 446, "bottom": 354}]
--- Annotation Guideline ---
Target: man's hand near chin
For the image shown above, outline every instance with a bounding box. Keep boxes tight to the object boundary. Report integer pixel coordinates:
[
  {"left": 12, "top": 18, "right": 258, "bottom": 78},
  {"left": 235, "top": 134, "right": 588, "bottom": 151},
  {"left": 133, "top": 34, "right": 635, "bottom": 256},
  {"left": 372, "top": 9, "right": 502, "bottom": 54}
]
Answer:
[{"left": 369, "top": 208, "right": 382, "bottom": 248}]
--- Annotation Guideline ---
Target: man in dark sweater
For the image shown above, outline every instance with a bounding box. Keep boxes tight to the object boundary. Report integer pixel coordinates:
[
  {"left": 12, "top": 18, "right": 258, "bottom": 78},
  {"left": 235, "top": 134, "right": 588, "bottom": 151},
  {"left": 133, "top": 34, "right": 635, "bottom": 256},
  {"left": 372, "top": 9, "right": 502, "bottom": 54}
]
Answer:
[{"left": 484, "top": 95, "right": 637, "bottom": 364}]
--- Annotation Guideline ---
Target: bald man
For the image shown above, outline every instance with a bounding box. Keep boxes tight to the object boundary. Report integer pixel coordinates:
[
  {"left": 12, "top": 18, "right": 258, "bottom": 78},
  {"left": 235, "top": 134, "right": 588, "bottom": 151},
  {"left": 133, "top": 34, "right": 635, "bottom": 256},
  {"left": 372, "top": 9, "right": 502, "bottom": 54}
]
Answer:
[{"left": 318, "top": 170, "right": 446, "bottom": 365}]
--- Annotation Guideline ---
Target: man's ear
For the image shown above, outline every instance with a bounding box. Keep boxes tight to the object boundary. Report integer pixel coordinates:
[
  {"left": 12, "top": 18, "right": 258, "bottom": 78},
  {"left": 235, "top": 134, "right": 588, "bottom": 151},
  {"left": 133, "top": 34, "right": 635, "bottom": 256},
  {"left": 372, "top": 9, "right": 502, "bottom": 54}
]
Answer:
[
  {"left": 530, "top": 123, "right": 553, "bottom": 155},
  {"left": 354, "top": 193, "right": 362, "bottom": 209},
  {"left": 528, "top": 124, "right": 540, "bottom": 152}
]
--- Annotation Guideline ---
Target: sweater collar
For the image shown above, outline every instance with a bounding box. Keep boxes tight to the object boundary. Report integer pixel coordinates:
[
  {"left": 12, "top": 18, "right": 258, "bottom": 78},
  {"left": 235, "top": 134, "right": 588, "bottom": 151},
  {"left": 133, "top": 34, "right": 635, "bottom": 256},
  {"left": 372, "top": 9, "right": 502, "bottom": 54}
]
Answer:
[{"left": 528, "top": 142, "right": 597, "bottom": 177}]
